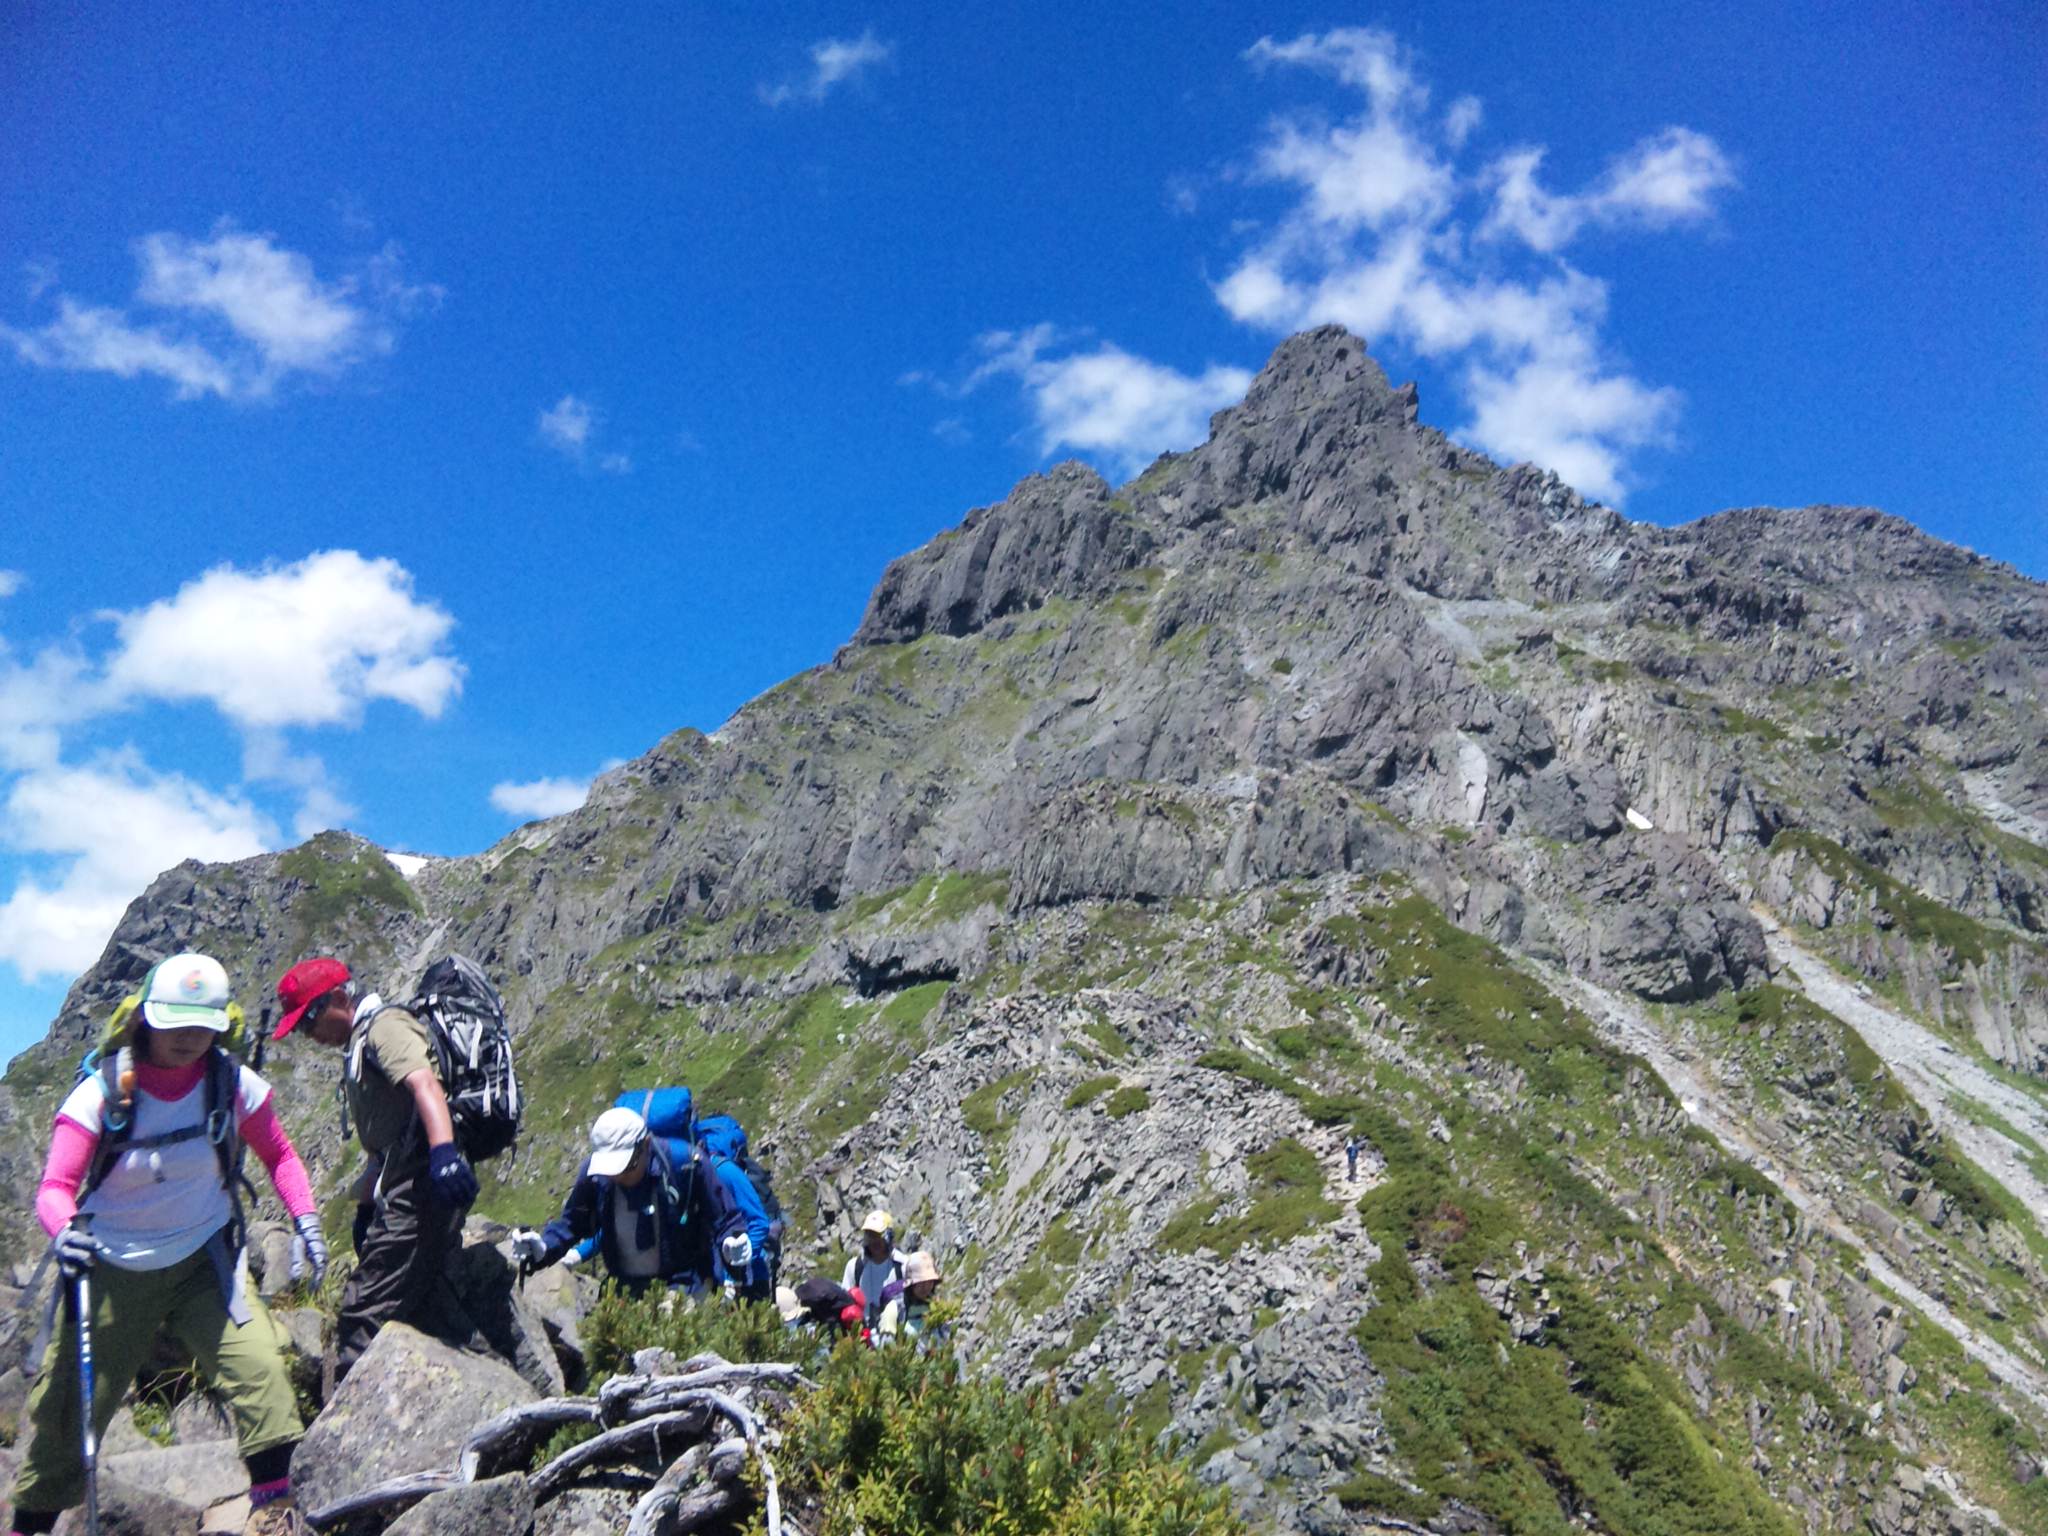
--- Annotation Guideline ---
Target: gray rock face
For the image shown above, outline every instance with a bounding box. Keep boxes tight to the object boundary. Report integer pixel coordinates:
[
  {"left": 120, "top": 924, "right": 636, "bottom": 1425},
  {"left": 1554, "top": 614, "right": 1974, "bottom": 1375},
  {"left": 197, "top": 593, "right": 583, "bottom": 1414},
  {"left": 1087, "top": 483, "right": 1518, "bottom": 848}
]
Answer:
[
  {"left": 98, "top": 1442, "right": 248, "bottom": 1509},
  {"left": 855, "top": 461, "right": 1155, "bottom": 645},
  {"left": 290, "top": 1323, "right": 536, "bottom": 1519},
  {"left": 384, "top": 1472, "right": 535, "bottom": 1535},
  {"left": 48, "top": 1473, "right": 203, "bottom": 1535},
  {"left": 529, "top": 1480, "right": 644, "bottom": 1536}
]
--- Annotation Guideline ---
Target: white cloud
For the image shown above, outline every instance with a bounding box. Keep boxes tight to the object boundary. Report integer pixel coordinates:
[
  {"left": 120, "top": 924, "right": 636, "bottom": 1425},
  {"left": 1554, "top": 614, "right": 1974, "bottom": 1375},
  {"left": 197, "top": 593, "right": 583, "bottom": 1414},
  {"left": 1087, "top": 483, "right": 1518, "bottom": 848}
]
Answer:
[
  {"left": 136, "top": 228, "right": 373, "bottom": 373},
  {"left": 3, "top": 298, "right": 238, "bottom": 399},
  {"left": 489, "top": 775, "right": 593, "bottom": 820},
  {"left": 0, "top": 553, "right": 463, "bottom": 994},
  {"left": 759, "top": 29, "right": 893, "bottom": 106},
  {"left": 0, "top": 643, "right": 96, "bottom": 773},
  {"left": 1463, "top": 352, "right": 1679, "bottom": 502},
  {"left": 1479, "top": 128, "right": 1735, "bottom": 252},
  {"left": 1, "top": 222, "right": 432, "bottom": 401},
  {"left": 1214, "top": 27, "right": 1736, "bottom": 503},
  {"left": 104, "top": 550, "right": 463, "bottom": 728},
  {"left": 0, "top": 572, "right": 22, "bottom": 600},
  {"left": 241, "top": 730, "right": 359, "bottom": 840},
  {"left": 0, "top": 752, "right": 276, "bottom": 981},
  {"left": 961, "top": 328, "right": 1252, "bottom": 475},
  {"left": 1246, "top": 27, "right": 1428, "bottom": 114},
  {"left": 540, "top": 395, "right": 632, "bottom": 473},
  {"left": 1444, "top": 95, "right": 1483, "bottom": 150},
  {"left": 539, "top": 394, "right": 594, "bottom": 452}
]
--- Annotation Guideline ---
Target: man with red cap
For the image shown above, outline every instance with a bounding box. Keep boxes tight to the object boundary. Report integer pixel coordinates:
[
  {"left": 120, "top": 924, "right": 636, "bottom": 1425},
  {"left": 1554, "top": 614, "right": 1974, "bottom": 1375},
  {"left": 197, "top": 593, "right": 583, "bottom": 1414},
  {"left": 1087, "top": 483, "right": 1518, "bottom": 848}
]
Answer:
[{"left": 273, "top": 957, "right": 480, "bottom": 1380}]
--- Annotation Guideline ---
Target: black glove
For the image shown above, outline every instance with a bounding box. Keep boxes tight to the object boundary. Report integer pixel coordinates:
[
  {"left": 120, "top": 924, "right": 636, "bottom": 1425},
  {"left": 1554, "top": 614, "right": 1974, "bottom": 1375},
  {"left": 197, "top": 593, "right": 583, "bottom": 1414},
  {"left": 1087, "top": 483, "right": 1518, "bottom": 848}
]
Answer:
[
  {"left": 293, "top": 1214, "right": 330, "bottom": 1290},
  {"left": 54, "top": 1220, "right": 102, "bottom": 1279},
  {"left": 351, "top": 1202, "right": 375, "bottom": 1255},
  {"left": 428, "top": 1143, "right": 479, "bottom": 1209}
]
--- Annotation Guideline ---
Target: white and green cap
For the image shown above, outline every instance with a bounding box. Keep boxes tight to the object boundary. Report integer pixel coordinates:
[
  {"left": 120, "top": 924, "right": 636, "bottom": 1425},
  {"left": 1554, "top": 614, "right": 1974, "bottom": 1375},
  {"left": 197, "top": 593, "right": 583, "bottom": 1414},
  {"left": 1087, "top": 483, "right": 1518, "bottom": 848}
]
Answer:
[{"left": 141, "top": 952, "right": 235, "bottom": 1032}]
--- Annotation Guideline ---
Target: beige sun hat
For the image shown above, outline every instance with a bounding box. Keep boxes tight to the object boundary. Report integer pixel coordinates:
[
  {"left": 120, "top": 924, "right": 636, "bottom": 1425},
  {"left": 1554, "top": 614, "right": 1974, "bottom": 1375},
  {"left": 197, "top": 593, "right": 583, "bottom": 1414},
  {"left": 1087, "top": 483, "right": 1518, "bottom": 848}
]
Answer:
[
  {"left": 903, "top": 1250, "right": 941, "bottom": 1286},
  {"left": 860, "top": 1208, "right": 894, "bottom": 1236}
]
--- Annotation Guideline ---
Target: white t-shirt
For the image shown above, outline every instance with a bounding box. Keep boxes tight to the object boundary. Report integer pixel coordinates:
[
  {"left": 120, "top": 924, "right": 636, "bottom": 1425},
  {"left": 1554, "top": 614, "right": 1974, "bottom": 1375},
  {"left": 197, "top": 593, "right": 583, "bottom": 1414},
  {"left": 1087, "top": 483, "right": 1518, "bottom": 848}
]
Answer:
[{"left": 59, "top": 1063, "right": 270, "bottom": 1270}]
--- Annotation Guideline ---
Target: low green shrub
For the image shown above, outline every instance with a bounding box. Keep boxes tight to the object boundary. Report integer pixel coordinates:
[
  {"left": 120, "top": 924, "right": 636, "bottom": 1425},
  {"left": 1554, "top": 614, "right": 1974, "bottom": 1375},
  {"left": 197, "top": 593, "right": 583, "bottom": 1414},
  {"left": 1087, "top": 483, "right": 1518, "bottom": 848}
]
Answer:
[
  {"left": 578, "top": 1283, "right": 1242, "bottom": 1536},
  {"left": 787, "top": 1341, "right": 1242, "bottom": 1536}
]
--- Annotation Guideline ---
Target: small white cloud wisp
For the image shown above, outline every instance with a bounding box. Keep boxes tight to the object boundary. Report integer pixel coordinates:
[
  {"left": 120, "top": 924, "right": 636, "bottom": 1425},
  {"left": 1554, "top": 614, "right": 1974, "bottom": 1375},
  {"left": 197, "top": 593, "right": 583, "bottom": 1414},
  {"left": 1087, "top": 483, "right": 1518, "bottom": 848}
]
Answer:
[
  {"left": 759, "top": 29, "right": 893, "bottom": 107},
  {"left": 489, "top": 775, "right": 594, "bottom": 820},
  {"left": 539, "top": 394, "right": 633, "bottom": 473},
  {"left": 935, "top": 324, "right": 1252, "bottom": 476}
]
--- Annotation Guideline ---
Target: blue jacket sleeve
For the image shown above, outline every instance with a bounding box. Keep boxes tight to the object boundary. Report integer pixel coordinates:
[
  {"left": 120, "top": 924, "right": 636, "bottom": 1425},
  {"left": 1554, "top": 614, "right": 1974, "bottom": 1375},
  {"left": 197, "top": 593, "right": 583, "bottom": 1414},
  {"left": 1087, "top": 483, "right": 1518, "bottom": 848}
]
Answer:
[
  {"left": 713, "top": 1158, "right": 772, "bottom": 1249},
  {"left": 540, "top": 1161, "right": 603, "bottom": 1265}
]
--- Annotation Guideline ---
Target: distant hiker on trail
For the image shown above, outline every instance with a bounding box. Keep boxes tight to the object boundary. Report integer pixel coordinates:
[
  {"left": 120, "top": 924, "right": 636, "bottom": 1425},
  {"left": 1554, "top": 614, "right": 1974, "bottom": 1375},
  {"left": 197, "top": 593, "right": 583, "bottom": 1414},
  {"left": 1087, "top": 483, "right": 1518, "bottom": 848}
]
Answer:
[
  {"left": 273, "top": 956, "right": 482, "bottom": 1382},
  {"left": 510, "top": 1107, "right": 716, "bottom": 1293},
  {"left": 1346, "top": 1137, "right": 1362, "bottom": 1181},
  {"left": 11, "top": 952, "right": 325, "bottom": 1536},
  {"left": 841, "top": 1208, "right": 906, "bottom": 1328},
  {"left": 877, "top": 1249, "right": 946, "bottom": 1349}
]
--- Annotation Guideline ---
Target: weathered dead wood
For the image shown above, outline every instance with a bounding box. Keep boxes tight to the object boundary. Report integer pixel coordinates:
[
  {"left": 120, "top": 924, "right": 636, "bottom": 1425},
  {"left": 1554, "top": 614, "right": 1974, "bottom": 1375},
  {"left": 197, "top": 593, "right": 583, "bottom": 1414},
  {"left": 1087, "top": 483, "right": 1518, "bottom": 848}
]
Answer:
[
  {"left": 626, "top": 1437, "right": 756, "bottom": 1536},
  {"left": 304, "top": 1468, "right": 459, "bottom": 1528},
  {"left": 457, "top": 1395, "right": 604, "bottom": 1481},
  {"left": 528, "top": 1405, "right": 712, "bottom": 1502}
]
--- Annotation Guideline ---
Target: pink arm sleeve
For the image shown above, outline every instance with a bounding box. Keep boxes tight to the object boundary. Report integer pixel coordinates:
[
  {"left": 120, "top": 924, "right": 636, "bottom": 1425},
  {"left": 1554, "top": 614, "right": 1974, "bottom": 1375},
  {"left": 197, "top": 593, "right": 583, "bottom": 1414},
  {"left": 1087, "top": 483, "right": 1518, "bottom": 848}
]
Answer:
[
  {"left": 241, "top": 1099, "right": 317, "bottom": 1220},
  {"left": 36, "top": 1114, "right": 96, "bottom": 1236}
]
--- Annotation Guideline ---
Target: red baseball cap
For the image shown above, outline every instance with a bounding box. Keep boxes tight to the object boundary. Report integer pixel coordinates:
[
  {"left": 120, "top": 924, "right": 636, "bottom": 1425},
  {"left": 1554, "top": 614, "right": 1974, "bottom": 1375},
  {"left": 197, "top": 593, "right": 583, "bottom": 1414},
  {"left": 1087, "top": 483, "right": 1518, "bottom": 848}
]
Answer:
[{"left": 274, "top": 957, "right": 351, "bottom": 1039}]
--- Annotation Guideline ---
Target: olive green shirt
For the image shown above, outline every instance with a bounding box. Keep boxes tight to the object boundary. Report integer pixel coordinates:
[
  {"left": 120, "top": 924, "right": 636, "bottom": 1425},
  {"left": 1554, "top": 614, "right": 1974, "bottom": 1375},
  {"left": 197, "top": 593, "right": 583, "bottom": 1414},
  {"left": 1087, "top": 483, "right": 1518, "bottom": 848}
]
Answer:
[{"left": 346, "top": 1002, "right": 437, "bottom": 1158}]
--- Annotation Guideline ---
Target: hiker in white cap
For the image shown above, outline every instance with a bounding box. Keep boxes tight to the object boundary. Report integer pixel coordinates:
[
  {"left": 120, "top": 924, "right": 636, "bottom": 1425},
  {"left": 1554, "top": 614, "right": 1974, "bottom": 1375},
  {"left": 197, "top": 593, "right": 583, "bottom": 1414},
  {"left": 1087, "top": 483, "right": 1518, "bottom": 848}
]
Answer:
[
  {"left": 840, "top": 1208, "right": 906, "bottom": 1327},
  {"left": 11, "top": 952, "right": 325, "bottom": 1536},
  {"left": 509, "top": 1107, "right": 716, "bottom": 1292}
]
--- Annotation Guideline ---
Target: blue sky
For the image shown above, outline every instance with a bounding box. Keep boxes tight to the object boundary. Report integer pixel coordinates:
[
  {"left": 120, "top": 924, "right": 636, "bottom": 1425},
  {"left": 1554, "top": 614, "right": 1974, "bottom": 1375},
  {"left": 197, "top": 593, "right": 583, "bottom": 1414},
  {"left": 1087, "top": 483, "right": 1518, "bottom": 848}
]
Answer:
[{"left": 2, "top": 3, "right": 2043, "bottom": 1060}]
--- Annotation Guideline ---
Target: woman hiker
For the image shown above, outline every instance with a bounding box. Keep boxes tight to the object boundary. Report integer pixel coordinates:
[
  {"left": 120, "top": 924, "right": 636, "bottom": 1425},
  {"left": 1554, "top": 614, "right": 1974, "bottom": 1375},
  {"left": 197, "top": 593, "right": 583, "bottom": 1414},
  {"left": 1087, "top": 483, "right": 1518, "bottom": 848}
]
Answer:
[{"left": 8, "top": 952, "right": 328, "bottom": 1536}]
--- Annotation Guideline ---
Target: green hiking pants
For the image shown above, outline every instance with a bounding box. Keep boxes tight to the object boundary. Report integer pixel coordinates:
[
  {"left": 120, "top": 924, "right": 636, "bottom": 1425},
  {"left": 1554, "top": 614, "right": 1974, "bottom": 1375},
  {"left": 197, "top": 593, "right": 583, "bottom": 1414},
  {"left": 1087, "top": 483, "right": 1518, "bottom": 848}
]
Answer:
[{"left": 11, "top": 1242, "right": 303, "bottom": 1516}]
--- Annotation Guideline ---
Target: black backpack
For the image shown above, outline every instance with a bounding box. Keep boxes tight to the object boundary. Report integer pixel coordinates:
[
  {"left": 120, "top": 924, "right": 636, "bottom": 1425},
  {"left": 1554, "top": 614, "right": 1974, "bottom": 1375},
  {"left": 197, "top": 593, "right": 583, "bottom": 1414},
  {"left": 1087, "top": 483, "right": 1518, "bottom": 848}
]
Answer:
[
  {"left": 351, "top": 955, "right": 523, "bottom": 1161},
  {"left": 794, "top": 1276, "right": 858, "bottom": 1325},
  {"left": 415, "top": 955, "right": 522, "bottom": 1161}
]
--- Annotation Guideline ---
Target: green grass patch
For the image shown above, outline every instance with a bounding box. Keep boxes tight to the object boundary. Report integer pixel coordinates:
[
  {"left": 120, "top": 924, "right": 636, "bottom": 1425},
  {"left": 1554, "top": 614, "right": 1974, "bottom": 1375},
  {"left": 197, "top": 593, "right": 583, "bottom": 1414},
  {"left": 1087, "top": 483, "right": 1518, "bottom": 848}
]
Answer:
[
  {"left": 1104, "top": 1085, "right": 1151, "bottom": 1118},
  {"left": 1353, "top": 1192, "right": 1793, "bottom": 1536},
  {"left": 1716, "top": 705, "right": 1789, "bottom": 742},
  {"left": 879, "top": 980, "right": 950, "bottom": 1038},
  {"left": 1064, "top": 1074, "right": 1120, "bottom": 1109},
  {"left": 1161, "top": 1139, "right": 1336, "bottom": 1256},
  {"left": 278, "top": 834, "right": 422, "bottom": 944},
  {"left": 1079, "top": 1013, "right": 1131, "bottom": 1060}
]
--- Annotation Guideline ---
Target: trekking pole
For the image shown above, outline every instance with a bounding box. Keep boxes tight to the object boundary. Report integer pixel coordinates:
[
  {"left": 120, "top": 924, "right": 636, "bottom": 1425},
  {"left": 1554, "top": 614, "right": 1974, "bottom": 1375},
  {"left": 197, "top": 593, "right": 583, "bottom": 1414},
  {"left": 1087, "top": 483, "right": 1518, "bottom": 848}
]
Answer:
[{"left": 73, "top": 1237, "right": 100, "bottom": 1536}]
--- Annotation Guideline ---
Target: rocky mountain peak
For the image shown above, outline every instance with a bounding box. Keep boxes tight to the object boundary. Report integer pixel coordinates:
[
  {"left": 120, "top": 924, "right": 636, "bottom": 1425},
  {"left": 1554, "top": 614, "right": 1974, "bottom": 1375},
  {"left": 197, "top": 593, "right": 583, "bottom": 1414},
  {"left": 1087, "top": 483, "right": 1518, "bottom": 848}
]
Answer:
[{"left": 1220, "top": 323, "right": 1418, "bottom": 430}]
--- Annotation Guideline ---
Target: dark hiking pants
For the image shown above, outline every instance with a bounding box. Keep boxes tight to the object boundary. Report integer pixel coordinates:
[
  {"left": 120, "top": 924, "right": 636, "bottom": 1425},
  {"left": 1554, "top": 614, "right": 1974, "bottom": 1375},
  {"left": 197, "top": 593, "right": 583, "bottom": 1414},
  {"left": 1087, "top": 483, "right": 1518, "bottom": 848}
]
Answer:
[{"left": 333, "top": 1153, "right": 472, "bottom": 1378}]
